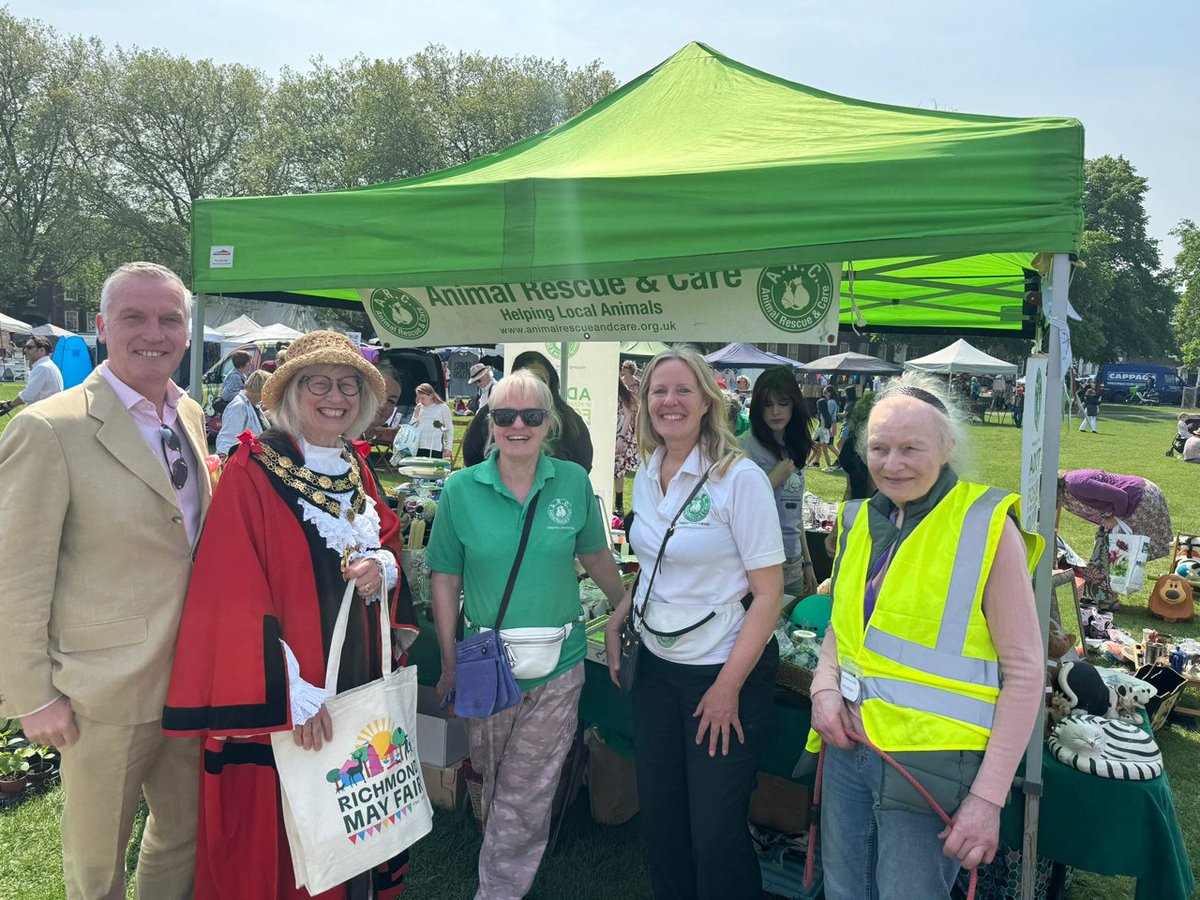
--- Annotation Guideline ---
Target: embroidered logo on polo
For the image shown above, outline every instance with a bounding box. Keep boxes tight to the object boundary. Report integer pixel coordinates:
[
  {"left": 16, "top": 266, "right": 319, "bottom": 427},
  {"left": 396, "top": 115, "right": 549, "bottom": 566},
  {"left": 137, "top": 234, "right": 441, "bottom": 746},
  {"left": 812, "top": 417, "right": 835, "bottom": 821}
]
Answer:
[
  {"left": 325, "top": 718, "right": 425, "bottom": 844},
  {"left": 547, "top": 498, "right": 573, "bottom": 527},
  {"left": 683, "top": 492, "right": 711, "bottom": 523}
]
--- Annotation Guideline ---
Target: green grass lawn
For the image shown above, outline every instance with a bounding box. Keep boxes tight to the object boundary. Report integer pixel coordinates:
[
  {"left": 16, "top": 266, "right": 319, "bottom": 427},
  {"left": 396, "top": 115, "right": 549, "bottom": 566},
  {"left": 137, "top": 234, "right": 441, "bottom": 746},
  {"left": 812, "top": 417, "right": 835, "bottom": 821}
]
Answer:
[{"left": 2, "top": 396, "right": 1197, "bottom": 898}]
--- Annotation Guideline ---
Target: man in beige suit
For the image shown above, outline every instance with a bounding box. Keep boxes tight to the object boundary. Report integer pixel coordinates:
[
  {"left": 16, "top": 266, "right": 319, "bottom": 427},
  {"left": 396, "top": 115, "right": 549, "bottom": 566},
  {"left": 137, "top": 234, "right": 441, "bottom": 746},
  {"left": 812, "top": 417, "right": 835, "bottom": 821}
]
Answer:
[{"left": 0, "top": 262, "right": 212, "bottom": 900}]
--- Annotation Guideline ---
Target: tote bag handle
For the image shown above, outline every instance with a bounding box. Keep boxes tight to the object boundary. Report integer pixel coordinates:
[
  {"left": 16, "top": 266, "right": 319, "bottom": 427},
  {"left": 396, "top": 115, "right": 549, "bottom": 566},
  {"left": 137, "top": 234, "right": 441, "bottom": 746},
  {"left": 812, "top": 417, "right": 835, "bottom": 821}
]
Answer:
[{"left": 324, "top": 577, "right": 395, "bottom": 695}]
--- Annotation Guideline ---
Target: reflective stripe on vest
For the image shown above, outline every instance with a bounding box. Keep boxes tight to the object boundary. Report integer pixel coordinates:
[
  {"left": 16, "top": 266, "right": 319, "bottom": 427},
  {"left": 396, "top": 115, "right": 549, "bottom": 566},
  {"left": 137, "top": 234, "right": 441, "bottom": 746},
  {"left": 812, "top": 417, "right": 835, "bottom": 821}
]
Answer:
[
  {"left": 860, "top": 487, "right": 1011, "bottom": 696},
  {"left": 860, "top": 676, "right": 998, "bottom": 732},
  {"left": 829, "top": 499, "right": 864, "bottom": 590},
  {"left": 855, "top": 487, "right": 1012, "bottom": 731}
]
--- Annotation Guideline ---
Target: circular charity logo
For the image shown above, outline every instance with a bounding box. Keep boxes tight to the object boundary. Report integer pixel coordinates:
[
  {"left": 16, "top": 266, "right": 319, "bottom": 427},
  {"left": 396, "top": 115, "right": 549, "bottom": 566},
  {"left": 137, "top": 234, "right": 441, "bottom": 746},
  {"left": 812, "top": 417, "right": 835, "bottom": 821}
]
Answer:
[
  {"left": 544, "top": 342, "right": 579, "bottom": 359},
  {"left": 547, "top": 498, "right": 573, "bottom": 526},
  {"left": 370, "top": 288, "right": 430, "bottom": 341},
  {"left": 756, "top": 264, "right": 835, "bottom": 334},
  {"left": 683, "top": 492, "right": 711, "bottom": 523}
]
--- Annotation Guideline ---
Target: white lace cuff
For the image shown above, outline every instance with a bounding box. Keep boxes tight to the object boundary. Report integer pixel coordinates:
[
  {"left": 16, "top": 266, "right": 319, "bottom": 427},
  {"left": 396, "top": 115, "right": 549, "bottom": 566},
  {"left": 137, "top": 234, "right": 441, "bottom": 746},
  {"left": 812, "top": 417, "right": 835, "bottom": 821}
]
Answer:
[
  {"left": 349, "top": 549, "right": 398, "bottom": 604},
  {"left": 280, "top": 640, "right": 328, "bottom": 726}
]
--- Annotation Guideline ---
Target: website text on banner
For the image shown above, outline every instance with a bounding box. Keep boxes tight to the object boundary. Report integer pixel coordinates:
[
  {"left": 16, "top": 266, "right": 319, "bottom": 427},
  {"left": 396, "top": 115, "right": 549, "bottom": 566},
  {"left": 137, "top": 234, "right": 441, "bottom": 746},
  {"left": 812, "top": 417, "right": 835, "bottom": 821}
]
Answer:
[{"left": 361, "top": 264, "right": 842, "bottom": 347}]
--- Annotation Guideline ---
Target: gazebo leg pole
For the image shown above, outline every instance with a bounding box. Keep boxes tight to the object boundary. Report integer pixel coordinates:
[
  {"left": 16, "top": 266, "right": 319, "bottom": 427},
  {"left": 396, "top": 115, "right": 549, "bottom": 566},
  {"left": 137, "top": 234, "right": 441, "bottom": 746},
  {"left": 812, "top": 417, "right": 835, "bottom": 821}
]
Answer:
[
  {"left": 1020, "top": 252, "right": 1069, "bottom": 900},
  {"left": 189, "top": 293, "right": 207, "bottom": 403}
]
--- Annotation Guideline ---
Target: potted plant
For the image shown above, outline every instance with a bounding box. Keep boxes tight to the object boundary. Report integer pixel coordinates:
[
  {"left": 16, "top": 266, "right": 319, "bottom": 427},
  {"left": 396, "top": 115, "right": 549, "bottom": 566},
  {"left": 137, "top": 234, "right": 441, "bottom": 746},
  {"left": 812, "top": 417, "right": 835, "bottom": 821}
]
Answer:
[
  {"left": 26, "top": 743, "right": 59, "bottom": 786},
  {"left": 0, "top": 721, "right": 34, "bottom": 795}
]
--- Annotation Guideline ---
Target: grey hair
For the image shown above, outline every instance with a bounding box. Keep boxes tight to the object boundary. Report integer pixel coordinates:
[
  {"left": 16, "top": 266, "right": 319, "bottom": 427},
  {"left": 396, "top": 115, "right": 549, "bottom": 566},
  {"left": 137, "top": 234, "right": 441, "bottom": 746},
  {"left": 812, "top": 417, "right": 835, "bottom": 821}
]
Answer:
[
  {"left": 270, "top": 364, "right": 380, "bottom": 443},
  {"left": 100, "top": 262, "right": 193, "bottom": 321},
  {"left": 484, "top": 369, "right": 562, "bottom": 456},
  {"left": 859, "top": 372, "right": 973, "bottom": 473},
  {"left": 244, "top": 369, "right": 271, "bottom": 394}
]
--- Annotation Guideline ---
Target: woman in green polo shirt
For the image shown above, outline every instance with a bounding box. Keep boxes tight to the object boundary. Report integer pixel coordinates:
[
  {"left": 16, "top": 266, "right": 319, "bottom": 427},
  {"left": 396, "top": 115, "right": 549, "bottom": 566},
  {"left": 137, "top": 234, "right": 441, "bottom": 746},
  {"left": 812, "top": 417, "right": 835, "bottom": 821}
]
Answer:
[{"left": 427, "top": 369, "right": 626, "bottom": 900}]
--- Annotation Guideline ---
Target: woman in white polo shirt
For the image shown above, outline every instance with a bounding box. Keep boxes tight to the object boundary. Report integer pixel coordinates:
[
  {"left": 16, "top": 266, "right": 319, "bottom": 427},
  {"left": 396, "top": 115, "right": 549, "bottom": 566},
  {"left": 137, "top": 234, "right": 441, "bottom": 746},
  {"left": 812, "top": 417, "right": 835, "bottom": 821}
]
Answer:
[{"left": 604, "top": 346, "right": 785, "bottom": 899}]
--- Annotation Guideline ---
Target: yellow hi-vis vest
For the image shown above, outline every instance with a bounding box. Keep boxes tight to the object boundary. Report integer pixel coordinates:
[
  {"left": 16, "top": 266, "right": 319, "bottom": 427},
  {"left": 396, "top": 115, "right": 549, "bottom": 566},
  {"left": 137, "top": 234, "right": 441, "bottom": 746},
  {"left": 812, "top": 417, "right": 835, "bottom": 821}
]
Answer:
[{"left": 805, "top": 482, "right": 1043, "bottom": 754}]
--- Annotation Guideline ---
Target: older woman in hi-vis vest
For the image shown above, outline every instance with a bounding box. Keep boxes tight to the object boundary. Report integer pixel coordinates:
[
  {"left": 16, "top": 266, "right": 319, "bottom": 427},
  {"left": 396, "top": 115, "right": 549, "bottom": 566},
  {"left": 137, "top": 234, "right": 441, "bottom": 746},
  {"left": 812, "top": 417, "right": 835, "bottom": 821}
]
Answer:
[{"left": 807, "top": 373, "right": 1045, "bottom": 900}]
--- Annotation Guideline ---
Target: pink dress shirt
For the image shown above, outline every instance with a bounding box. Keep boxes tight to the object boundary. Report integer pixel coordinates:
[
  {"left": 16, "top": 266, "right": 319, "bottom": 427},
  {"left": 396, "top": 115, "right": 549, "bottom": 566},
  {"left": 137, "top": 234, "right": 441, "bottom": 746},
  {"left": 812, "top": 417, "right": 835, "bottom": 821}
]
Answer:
[{"left": 99, "top": 363, "right": 203, "bottom": 545}]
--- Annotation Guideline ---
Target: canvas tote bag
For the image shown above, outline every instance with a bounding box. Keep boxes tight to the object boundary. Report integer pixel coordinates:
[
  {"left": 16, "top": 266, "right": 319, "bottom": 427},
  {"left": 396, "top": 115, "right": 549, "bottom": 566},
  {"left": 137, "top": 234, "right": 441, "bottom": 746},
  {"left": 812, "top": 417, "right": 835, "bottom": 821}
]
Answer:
[{"left": 272, "top": 581, "right": 433, "bottom": 894}]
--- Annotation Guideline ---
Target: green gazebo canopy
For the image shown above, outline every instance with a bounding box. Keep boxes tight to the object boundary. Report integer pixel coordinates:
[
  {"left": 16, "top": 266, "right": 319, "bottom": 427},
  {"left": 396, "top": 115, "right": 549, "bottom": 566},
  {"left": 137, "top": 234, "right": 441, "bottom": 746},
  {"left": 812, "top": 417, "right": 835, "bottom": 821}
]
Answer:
[{"left": 190, "top": 42, "right": 1083, "bottom": 336}]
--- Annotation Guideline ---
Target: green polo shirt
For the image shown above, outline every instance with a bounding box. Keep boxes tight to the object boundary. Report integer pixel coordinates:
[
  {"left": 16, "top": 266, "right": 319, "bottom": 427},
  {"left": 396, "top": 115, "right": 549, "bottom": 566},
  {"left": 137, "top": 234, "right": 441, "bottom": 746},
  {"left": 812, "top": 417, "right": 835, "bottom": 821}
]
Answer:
[{"left": 426, "top": 451, "right": 606, "bottom": 690}]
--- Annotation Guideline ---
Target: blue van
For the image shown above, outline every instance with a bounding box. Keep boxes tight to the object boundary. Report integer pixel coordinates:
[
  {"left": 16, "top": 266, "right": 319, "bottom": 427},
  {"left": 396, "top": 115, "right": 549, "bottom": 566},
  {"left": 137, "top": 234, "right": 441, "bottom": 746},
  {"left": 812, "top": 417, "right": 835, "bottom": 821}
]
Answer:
[{"left": 1097, "top": 363, "right": 1184, "bottom": 404}]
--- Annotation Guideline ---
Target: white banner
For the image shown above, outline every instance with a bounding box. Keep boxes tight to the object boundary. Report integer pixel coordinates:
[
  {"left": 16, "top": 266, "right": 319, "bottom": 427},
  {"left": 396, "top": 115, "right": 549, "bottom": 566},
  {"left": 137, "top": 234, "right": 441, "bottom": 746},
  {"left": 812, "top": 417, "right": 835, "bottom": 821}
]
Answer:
[
  {"left": 360, "top": 263, "right": 842, "bottom": 348},
  {"left": 505, "top": 341, "right": 620, "bottom": 514},
  {"left": 1020, "top": 355, "right": 1048, "bottom": 532}
]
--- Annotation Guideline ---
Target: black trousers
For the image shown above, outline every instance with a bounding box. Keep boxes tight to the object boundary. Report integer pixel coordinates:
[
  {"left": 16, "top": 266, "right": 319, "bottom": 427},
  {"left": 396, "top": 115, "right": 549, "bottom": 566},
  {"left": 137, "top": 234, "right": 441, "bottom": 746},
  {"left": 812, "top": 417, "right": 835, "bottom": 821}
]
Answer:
[{"left": 631, "top": 637, "right": 779, "bottom": 900}]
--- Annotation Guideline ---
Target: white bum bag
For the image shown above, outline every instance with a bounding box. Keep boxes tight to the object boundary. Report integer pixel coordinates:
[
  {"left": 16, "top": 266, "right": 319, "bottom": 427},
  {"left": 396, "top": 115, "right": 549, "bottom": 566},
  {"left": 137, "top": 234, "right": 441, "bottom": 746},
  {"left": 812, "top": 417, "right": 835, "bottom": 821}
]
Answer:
[
  {"left": 638, "top": 596, "right": 748, "bottom": 663},
  {"left": 466, "top": 617, "right": 575, "bottom": 680}
]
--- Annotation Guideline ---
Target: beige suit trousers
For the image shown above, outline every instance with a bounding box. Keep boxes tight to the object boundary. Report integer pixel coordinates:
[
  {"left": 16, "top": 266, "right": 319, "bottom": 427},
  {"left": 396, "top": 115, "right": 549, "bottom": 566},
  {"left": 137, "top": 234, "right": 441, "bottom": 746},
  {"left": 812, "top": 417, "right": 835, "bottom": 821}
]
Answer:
[{"left": 58, "top": 714, "right": 200, "bottom": 900}]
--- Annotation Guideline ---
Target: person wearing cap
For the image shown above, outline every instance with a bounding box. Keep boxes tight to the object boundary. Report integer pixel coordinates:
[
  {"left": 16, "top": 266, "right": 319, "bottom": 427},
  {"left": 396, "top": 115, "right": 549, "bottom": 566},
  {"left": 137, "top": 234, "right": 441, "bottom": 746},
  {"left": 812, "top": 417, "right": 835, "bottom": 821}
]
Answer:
[
  {"left": 0, "top": 335, "right": 63, "bottom": 414},
  {"left": 163, "top": 330, "right": 421, "bottom": 899},
  {"left": 806, "top": 373, "right": 1044, "bottom": 898},
  {"left": 468, "top": 361, "right": 495, "bottom": 414}
]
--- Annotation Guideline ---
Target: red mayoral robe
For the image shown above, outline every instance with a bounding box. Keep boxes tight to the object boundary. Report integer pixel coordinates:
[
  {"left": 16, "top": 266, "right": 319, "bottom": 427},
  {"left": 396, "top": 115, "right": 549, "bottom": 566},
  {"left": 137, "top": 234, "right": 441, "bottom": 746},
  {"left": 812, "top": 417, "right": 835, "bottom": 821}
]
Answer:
[{"left": 164, "top": 431, "right": 419, "bottom": 900}]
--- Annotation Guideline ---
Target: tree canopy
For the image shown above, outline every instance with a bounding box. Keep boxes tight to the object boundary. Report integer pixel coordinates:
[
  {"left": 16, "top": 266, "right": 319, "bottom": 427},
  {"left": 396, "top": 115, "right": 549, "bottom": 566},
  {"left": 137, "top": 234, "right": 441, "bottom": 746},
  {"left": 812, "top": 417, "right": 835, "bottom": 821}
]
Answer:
[{"left": 0, "top": 9, "right": 616, "bottom": 319}]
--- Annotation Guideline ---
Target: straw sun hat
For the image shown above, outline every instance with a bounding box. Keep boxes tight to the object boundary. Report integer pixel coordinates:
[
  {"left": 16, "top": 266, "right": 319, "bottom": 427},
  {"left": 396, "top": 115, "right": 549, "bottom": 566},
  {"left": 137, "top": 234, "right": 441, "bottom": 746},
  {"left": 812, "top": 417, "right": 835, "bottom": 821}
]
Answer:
[{"left": 261, "top": 330, "right": 386, "bottom": 409}]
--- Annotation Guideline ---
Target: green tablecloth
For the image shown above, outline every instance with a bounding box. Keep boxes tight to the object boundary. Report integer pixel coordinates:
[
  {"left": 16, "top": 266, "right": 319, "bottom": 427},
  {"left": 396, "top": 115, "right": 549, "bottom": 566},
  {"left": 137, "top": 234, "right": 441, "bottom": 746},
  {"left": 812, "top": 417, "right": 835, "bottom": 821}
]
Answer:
[{"left": 999, "top": 715, "right": 1194, "bottom": 900}]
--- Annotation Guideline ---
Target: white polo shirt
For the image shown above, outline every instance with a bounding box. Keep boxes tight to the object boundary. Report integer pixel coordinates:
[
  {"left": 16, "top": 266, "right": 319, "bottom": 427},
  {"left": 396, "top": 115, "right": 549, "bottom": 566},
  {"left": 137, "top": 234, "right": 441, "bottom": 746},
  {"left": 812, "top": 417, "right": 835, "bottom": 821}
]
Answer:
[{"left": 630, "top": 444, "right": 785, "bottom": 665}]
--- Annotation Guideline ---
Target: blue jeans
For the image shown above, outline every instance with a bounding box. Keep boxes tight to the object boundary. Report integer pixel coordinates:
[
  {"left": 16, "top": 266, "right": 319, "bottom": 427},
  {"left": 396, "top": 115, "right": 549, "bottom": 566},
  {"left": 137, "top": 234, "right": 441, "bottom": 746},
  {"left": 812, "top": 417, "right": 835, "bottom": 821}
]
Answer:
[{"left": 820, "top": 742, "right": 961, "bottom": 900}]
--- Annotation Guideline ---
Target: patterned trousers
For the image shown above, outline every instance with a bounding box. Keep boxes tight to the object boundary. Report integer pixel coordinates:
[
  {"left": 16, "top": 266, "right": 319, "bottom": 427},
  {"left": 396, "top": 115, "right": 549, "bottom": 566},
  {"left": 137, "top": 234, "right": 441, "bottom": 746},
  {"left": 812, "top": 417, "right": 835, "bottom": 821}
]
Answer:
[{"left": 466, "top": 663, "right": 584, "bottom": 900}]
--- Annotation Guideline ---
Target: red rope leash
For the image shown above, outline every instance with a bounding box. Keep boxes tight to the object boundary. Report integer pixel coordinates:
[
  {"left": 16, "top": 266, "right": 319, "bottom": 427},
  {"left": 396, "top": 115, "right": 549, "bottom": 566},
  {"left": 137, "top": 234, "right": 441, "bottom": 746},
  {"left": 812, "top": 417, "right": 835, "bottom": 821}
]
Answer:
[{"left": 804, "top": 734, "right": 978, "bottom": 900}]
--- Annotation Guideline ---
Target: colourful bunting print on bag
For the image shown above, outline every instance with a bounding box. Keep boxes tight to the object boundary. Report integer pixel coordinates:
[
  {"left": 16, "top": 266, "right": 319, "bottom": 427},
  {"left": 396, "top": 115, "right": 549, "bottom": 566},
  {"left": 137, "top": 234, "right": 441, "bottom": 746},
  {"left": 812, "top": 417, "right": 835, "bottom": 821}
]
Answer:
[{"left": 323, "top": 718, "right": 427, "bottom": 843}]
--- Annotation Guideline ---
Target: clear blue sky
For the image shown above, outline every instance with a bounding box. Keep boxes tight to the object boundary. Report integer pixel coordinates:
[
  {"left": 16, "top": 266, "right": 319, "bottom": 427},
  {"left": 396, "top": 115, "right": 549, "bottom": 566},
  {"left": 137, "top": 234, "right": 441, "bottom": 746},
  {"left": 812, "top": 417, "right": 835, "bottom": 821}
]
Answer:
[{"left": 16, "top": 0, "right": 1198, "bottom": 262}]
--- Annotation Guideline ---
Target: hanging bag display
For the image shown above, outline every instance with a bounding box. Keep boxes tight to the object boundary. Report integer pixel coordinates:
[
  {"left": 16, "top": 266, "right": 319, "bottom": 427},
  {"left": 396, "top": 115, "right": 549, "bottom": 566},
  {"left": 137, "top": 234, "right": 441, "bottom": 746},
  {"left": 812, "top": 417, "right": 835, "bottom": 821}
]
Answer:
[
  {"left": 272, "top": 581, "right": 433, "bottom": 895},
  {"left": 1108, "top": 520, "right": 1150, "bottom": 595},
  {"left": 617, "top": 470, "right": 712, "bottom": 694},
  {"left": 452, "top": 492, "right": 540, "bottom": 717}
]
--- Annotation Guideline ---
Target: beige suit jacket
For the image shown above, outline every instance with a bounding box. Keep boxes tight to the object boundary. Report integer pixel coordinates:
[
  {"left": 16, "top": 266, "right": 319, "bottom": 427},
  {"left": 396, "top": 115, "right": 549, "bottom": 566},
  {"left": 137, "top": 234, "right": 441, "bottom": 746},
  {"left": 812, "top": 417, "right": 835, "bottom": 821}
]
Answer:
[{"left": 0, "top": 369, "right": 212, "bottom": 724}]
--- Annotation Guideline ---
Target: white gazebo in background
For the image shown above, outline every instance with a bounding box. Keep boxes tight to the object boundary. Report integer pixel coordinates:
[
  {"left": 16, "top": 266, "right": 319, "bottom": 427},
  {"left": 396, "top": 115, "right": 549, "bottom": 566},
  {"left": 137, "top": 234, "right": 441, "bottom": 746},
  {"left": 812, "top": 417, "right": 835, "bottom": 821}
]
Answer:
[{"left": 904, "top": 338, "right": 1018, "bottom": 377}]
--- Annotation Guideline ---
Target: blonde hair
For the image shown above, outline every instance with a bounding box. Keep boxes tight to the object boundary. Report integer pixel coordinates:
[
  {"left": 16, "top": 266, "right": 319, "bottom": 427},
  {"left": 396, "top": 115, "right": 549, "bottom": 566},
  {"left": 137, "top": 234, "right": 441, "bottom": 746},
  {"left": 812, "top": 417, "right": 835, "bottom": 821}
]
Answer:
[
  {"left": 270, "top": 364, "right": 380, "bottom": 442},
  {"left": 636, "top": 345, "right": 742, "bottom": 476},
  {"left": 244, "top": 369, "right": 271, "bottom": 394},
  {"left": 484, "top": 369, "right": 562, "bottom": 456}
]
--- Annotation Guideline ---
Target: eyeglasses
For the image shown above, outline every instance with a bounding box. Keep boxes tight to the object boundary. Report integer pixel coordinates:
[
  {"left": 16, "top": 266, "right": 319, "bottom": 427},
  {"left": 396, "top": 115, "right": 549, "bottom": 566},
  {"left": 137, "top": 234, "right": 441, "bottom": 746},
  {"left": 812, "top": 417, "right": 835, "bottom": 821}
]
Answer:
[
  {"left": 158, "top": 425, "right": 189, "bottom": 490},
  {"left": 490, "top": 407, "right": 547, "bottom": 427},
  {"left": 300, "top": 375, "right": 362, "bottom": 397}
]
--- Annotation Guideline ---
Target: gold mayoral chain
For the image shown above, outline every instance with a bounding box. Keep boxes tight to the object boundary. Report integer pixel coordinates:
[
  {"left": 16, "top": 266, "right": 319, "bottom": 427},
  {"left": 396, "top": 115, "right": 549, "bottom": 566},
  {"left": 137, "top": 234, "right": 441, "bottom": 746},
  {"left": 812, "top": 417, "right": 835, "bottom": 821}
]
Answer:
[{"left": 258, "top": 442, "right": 367, "bottom": 523}]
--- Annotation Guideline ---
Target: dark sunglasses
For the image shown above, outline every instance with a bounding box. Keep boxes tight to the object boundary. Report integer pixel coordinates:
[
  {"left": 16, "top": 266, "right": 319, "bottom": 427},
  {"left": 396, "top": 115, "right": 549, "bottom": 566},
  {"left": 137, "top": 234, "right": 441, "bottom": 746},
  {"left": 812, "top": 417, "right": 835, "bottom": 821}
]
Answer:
[
  {"left": 489, "top": 407, "right": 547, "bottom": 427},
  {"left": 158, "top": 425, "right": 189, "bottom": 490}
]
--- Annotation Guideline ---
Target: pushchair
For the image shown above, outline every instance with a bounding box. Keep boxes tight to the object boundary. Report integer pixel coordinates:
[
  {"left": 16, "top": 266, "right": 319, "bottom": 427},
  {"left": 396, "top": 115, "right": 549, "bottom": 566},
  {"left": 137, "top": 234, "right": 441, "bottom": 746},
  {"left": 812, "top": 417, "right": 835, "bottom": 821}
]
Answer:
[{"left": 1166, "top": 416, "right": 1200, "bottom": 457}]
